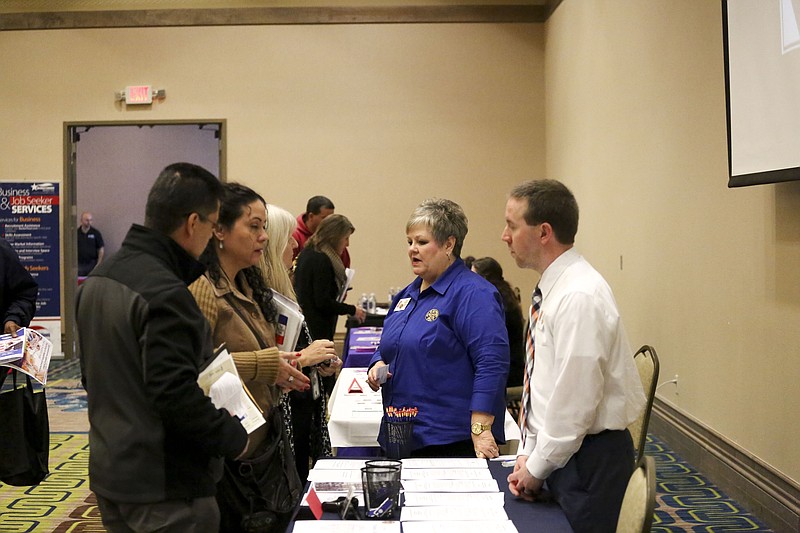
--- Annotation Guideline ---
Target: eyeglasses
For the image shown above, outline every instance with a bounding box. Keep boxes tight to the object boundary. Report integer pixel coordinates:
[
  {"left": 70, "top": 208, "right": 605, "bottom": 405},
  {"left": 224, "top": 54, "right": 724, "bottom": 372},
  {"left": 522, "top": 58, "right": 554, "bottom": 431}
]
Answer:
[{"left": 192, "top": 212, "right": 218, "bottom": 226}]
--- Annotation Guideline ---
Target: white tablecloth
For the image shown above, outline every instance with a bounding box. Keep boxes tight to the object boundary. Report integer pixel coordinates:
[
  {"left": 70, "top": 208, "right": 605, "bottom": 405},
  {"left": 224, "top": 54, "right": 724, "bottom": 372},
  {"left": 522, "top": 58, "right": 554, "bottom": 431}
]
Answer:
[{"left": 327, "top": 367, "right": 522, "bottom": 448}]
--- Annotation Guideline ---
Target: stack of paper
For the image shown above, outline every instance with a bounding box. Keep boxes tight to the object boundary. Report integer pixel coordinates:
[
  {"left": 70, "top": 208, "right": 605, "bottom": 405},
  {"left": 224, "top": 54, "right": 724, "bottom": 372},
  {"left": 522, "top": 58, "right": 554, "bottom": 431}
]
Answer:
[
  {"left": 301, "top": 457, "right": 518, "bottom": 532},
  {"left": 400, "top": 457, "right": 517, "bottom": 532},
  {"left": 197, "top": 346, "right": 265, "bottom": 434}
]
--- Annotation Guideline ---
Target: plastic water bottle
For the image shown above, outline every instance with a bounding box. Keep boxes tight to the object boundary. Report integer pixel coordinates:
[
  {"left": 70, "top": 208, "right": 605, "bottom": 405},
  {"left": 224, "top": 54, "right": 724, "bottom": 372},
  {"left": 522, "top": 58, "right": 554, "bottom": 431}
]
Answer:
[
  {"left": 367, "top": 293, "right": 377, "bottom": 314},
  {"left": 358, "top": 293, "right": 368, "bottom": 311}
]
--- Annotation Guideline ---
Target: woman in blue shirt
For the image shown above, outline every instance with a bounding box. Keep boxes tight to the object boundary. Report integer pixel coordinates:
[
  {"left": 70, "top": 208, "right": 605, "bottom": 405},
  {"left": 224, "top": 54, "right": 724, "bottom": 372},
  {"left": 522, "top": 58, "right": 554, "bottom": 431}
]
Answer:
[{"left": 367, "top": 198, "right": 510, "bottom": 459}]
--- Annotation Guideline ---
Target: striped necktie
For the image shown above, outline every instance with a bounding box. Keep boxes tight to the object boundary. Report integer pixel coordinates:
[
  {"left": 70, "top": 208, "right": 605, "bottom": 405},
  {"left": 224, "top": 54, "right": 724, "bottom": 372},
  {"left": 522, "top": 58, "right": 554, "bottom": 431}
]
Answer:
[{"left": 519, "top": 285, "right": 542, "bottom": 440}]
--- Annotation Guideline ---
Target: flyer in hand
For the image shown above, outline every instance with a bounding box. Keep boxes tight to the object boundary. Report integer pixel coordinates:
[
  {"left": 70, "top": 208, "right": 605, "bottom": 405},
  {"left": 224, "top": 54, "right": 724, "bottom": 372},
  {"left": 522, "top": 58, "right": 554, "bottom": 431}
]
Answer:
[
  {"left": 271, "top": 289, "right": 304, "bottom": 352},
  {"left": 337, "top": 268, "right": 355, "bottom": 303},
  {"left": 197, "top": 345, "right": 266, "bottom": 434},
  {"left": 0, "top": 327, "right": 53, "bottom": 386}
]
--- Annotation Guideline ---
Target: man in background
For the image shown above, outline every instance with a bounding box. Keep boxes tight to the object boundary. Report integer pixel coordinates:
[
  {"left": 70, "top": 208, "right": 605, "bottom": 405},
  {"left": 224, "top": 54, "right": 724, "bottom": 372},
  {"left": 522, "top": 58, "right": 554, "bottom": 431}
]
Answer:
[
  {"left": 292, "top": 195, "right": 350, "bottom": 268},
  {"left": 503, "top": 179, "right": 645, "bottom": 532},
  {"left": 76, "top": 163, "right": 249, "bottom": 532},
  {"left": 0, "top": 237, "right": 38, "bottom": 335},
  {"left": 77, "top": 211, "right": 105, "bottom": 276}
]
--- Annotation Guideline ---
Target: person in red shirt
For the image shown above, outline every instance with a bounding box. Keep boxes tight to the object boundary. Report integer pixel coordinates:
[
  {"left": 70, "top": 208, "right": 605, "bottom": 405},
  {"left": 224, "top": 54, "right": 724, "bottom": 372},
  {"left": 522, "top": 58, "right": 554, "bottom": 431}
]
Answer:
[{"left": 292, "top": 196, "right": 350, "bottom": 268}]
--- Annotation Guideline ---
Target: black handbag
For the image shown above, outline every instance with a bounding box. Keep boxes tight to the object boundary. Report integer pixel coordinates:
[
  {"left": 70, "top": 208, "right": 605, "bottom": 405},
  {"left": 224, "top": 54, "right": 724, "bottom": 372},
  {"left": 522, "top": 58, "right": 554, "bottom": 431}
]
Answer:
[
  {"left": 0, "top": 368, "right": 50, "bottom": 486},
  {"left": 217, "top": 405, "right": 303, "bottom": 533}
]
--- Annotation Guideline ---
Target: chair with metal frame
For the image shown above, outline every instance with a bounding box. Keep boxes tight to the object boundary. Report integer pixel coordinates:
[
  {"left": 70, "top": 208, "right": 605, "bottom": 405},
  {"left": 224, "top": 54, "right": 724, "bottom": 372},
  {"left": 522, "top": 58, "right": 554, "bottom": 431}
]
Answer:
[
  {"left": 616, "top": 455, "right": 657, "bottom": 533},
  {"left": 628, "top": 345, "right": 660, "bottom": 464}
]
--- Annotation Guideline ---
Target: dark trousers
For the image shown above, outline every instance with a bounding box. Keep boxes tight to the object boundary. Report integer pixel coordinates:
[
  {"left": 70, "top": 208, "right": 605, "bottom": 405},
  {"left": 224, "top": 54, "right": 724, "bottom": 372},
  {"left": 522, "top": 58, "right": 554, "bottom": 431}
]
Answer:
[
  {"left": 96, "top": 494, "right": 219, "bottom": 533},
  {"left": 547, "top": 429, "right": 635, "bottom": 533},
  {"left": 410, "top": 439, "right": 475, "bottom": 458},
  {"left": 290, "top": 388, "right": 315, "bottom": 485}
]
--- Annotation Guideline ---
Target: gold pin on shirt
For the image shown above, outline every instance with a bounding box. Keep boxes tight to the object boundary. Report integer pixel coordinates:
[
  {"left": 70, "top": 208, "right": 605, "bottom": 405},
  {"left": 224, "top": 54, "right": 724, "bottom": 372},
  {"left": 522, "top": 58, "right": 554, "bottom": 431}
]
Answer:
[{"left": 425, "top": 309, "right": 439, "bottom": 322}]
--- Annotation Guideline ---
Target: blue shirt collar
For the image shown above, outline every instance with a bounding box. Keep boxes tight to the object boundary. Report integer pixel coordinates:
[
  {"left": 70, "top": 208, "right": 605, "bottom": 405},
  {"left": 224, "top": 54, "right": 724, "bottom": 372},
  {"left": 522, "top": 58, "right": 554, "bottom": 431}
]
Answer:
[{"left": 410, "top": 257, "right": 466, "bottom": 298}]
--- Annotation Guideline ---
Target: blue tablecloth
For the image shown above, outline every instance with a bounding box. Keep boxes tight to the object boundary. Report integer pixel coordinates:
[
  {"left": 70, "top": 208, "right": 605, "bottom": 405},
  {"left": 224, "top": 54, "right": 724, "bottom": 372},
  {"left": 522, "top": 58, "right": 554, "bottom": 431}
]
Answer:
[{"left": 343, "top": 327, "right": 382, "bottom": 368}]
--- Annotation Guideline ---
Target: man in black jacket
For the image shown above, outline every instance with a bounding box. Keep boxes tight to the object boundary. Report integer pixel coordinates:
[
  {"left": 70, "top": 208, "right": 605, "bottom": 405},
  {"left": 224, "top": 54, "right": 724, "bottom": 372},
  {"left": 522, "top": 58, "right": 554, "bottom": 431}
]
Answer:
[
  {"left": 0, "top": 237, "right": 38, "bottom": 335},
  {"left": 76, "top": 163, "right": 249, "bottom": 533}
]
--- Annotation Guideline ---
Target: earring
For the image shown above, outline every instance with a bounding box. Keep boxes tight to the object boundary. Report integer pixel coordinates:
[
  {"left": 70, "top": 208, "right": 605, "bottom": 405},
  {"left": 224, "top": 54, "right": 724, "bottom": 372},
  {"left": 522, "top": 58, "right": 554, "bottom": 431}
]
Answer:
[{"left": 219, "top": 241, "right": 223, "bottom": 250}]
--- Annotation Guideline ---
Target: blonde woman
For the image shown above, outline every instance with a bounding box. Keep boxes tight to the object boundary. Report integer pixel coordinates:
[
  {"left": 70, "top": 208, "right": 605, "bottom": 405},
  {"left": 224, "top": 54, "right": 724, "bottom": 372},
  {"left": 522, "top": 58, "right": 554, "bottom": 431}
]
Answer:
[{"left": 260, "top": 204, "right": 340, "bottom": 484}]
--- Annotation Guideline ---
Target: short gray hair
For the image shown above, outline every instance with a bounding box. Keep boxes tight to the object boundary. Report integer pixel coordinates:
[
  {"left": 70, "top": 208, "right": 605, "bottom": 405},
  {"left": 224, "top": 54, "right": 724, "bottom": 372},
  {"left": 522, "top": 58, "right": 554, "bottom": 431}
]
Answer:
[{"left": 406, "top": 198, "right": 468, "bottom": 257}]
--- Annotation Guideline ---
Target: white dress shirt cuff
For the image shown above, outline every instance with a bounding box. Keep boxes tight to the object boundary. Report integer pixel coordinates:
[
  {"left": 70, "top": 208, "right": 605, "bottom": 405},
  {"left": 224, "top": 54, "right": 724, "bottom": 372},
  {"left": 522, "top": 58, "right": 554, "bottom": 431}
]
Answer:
[{"left": 526, "top": 452, "right": 557, "bottom": 481}]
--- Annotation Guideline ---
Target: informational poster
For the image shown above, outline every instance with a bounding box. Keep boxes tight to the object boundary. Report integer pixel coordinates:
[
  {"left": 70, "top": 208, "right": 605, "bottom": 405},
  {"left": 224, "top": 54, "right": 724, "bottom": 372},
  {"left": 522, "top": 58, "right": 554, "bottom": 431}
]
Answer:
[{"left": 0, "top": 181, "right": 62, "bottom": 356}]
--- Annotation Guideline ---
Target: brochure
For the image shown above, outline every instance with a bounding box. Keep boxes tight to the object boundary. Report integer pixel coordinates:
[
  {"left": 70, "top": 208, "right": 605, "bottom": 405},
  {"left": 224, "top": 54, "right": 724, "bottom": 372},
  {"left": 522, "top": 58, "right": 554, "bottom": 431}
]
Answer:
[
  {"left": 337, "top": 268, "right": 355, "bottom": 303},
  {"left": 0, "top": 327, "right": 53, "bottom": 386},
  {"left": 271, "top": 289, "right": 304, "bottom": 352},
  {"left": 197, "top": 345, "right": 266, "bottom": 434}
]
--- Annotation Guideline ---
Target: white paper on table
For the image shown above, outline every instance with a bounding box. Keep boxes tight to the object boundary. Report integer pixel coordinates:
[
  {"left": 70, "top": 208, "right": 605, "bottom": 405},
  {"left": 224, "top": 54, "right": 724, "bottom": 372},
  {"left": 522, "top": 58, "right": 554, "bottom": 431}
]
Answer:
[
  {"left": 400, "top": 506, "right": 508, "bottom": 522},
  {"left": 401, "top": 521, "right": 518, "bottom": 533},
  {"left": 401, "top": 479, "right": 499, "bottom": 493},
  {"left": 291, "top": 520, "right": 400, "bottom": 533},
  {"left": 352, "top": 408, "right": 382, "bottom": 419},
  {"left": 307, "top": 469, "right": 362, "bottom": 483},
  {"left": 400, "top": 458, "right": 486, "bottom": 469},
  {"left": 310, "top": 481, "right": 363, "bottom": 492},
  {"left": 312, "top": 459, "right": 371, "bottom": 470},
  {"left": 491, "top": 455, "right": 519, "bottom": 462},
  {"left": 401, "top": 468, "right": 492, "bottom": 480},
  {"left": 402, "top": 492, "right": 505, "bottom": 507}
]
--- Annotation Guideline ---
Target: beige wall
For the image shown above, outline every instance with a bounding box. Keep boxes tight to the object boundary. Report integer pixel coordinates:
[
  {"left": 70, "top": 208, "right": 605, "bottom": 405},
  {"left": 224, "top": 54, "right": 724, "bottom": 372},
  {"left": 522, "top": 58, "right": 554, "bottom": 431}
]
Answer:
[
  {"left": 0, "top": 24, "right": 544, "bottom": 336},
  {"left": 546, "top": 0, "right": 800, "bottom": 482},
  {"left": 6, "top": 0, "right": 794, "bottom": 487}
]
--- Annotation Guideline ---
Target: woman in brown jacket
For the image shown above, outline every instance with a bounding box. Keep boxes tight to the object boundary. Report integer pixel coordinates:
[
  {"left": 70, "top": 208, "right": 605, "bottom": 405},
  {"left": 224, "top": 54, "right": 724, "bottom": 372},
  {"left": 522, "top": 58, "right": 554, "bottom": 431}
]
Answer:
[{"left": 189, "top": 183, "right": 331, "bottom": 531}]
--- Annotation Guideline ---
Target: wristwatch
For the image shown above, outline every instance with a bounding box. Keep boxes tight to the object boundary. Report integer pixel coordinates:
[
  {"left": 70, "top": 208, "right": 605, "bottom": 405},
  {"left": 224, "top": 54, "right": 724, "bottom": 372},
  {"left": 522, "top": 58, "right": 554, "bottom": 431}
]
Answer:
[{"left": 470, "top": 422, "right": 492, "bottom": 435}]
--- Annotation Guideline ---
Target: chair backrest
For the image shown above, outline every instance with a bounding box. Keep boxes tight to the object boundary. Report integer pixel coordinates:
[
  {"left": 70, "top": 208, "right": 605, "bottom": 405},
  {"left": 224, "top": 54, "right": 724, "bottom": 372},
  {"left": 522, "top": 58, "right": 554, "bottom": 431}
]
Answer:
[
  {"left": 628, "top": 345, "right": 660, "bottom": 463},
  {"left": 616, "top": 455, "right": 656, "bottom": 533}
]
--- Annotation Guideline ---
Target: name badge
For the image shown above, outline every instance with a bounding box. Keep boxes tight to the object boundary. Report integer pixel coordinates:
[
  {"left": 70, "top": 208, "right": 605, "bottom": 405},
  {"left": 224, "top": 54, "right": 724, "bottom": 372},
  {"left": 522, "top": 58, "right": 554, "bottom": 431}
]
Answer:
[{"left": 394, "top": 298, "right": 411, "bottom": 311}]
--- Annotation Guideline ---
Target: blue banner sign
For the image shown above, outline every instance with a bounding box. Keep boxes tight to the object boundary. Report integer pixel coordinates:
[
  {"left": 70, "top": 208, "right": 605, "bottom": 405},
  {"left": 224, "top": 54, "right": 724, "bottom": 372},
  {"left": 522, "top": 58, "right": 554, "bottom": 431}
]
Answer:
[{"left": 0, "top": 182, "right": 61, "bottom": 318}]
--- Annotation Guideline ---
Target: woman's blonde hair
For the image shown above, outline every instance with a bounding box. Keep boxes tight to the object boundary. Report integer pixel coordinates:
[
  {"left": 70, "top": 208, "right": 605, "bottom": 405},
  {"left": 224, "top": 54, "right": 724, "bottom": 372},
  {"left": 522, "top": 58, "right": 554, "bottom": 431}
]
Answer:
[{"left": 260, "top": 204, "right": 297, "bottom": 300}]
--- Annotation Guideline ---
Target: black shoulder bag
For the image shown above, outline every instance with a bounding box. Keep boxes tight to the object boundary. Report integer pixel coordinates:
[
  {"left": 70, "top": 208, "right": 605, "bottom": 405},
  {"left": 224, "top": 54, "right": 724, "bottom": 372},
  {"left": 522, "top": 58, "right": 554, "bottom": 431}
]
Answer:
[
  {"left": 218, "top": 294, "right": 303, "bottom": 533},
  {"left": 0, "top": 368, "right": 50, "bottom": 486}
]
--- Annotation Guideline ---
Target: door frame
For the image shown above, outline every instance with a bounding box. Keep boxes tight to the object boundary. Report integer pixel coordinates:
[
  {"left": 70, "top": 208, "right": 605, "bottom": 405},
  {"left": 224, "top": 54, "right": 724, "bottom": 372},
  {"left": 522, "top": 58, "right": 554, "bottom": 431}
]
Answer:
[{"left": 62, "top": 119, "right": 227, "bottom": 359}]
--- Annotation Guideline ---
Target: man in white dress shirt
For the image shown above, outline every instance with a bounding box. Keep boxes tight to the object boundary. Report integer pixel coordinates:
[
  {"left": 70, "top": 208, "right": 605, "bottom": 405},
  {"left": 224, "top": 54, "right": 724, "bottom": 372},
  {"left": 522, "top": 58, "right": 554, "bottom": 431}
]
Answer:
[{"left": 502, "top": 179, "right": 645, "bottom": 532}]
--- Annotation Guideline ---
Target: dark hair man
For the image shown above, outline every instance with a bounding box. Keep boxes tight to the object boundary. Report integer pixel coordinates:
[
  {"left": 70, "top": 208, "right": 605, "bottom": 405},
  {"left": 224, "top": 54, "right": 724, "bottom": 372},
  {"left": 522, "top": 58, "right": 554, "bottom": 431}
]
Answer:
[
  {"left": 292, "top": 195, "right": 350, "bottom": 267},
  {"left": 76, "top": 163, "right": 249, "bottom": 533},
  {"left": 502, "top": 179, "right": 645, "bottom": 532}
]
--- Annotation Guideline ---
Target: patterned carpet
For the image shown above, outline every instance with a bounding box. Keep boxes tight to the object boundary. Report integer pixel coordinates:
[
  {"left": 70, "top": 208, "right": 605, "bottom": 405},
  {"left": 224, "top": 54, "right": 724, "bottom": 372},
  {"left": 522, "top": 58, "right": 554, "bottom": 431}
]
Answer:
[
  {"left": 0, "top": 360, "right": 775, "bottom": 532},
  {"left": 647, "top": 435, "right": 772, "bottom": 532}
]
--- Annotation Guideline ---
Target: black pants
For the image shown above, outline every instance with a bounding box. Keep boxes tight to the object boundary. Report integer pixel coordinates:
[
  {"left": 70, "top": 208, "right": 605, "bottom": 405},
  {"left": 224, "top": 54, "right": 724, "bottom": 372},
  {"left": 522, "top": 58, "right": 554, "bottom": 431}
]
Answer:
[
  {"left": 96, "top": 494, "right": 219, "bottom": 533},
  {"left": 409, "top": 439, "right": 475, "bottom": 458},
  {"left": 547, "top": 429, "right": 635, "bottom": 533},
  {"left": 289, "top": 388, "right": 315, "bottom": 485}
]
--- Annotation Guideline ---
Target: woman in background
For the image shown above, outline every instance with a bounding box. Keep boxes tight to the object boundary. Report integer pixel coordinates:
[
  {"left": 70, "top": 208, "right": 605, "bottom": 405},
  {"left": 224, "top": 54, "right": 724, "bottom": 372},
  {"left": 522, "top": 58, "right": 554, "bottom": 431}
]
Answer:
[
  {"left": 261, "top": 203, "right": 340, "bottom": 485},
  {"left": 366, "top": 198, "right": 509, "bottom": 459},
  {"left": 293, "top": 214, "right": 366, "bottom": 341},
  {"left": 471, "top": 256, "right": 525, "bottom": 389}
]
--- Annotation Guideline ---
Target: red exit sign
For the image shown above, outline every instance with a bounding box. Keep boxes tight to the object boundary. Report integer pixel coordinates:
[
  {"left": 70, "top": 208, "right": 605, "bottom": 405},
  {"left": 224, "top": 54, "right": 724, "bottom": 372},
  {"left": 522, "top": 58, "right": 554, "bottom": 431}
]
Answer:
[{"left": 124, "top": 85, "right": 153, "bottom": 104}]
